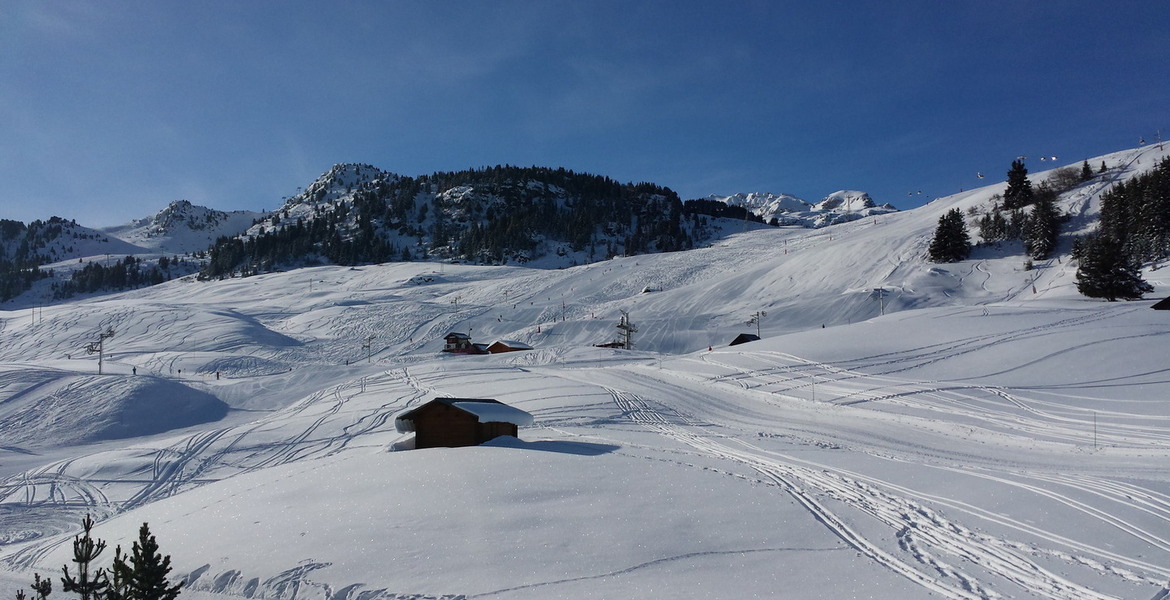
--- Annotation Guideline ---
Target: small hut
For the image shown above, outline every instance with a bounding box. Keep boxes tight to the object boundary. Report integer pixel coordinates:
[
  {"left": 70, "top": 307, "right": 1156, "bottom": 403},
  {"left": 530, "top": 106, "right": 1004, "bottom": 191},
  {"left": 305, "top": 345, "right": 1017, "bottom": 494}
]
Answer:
[
  {"left": 486, "top": 340, "right": 533, "bottom": 354},
  {"left": 394, "top": 398, "right": 534, "bottom": 449},
  {"left": 729, "top": 333, "right": 761, "bottom": 346}
]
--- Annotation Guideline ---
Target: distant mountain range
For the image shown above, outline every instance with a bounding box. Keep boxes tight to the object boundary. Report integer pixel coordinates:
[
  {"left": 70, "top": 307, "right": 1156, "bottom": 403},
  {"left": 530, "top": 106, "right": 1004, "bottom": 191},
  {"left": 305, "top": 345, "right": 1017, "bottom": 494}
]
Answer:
[
  {"left": 1, "top": 162, "right": 893, "bottom": 302},
  {"left": 709, "top": 190, "right": 898, "bottom": 227}
]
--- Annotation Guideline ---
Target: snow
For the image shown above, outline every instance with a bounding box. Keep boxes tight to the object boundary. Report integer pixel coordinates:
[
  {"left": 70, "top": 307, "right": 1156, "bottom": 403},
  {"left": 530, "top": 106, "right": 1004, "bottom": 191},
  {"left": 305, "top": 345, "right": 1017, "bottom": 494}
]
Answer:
[
  {"left": 394, "top": 399, "right": 535, "bottom": 432},
  {"left": 448, "top": 399, "right": 534, "bottom": 426},
  {"left": 2, "top": 144, "right": 1170, "bottom": 600},
  {"left": 100, "top": 200, "right": 265, "bottom": 255},
  {"left": 711, "top": 189, "right": 897, "bottom": 227},
  {"left": 491, "top": 340, "right": 533, "bottom": 350}
]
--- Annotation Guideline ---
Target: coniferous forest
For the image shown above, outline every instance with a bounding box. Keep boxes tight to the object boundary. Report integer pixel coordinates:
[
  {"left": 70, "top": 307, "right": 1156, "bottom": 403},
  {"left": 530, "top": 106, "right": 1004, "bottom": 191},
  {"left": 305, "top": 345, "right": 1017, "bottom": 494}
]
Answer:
[
  {"left": 200, "top": 165, "right": 714, "bottom": 278},
  {"left": 0, "top": 219, "right": 55, "bottom": 301},
  {"left": 1074, "top": 156, "right": 1170, "bottom": 299}
]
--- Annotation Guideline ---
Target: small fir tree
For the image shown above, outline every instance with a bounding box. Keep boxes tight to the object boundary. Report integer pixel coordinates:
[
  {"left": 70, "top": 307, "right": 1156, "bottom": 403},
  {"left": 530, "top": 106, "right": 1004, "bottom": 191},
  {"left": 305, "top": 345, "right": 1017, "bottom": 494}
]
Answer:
[
  {"left": 1024, "top": 195, "right": 1060, "bottom": 259},
  {"left": 1003, "top": 159, "right": 1035, "bottom": 210},
  {"left": 111, "top": 523, "right": 182, "bottom": 600},
  {"left": 977, "top": 210, "right": 1010, "bottom": 243},
  {"left": 32, "top": 574, "right": 53, "bottom": 600},
  {"left": 61, "top": 515, "right": 109, "bottom": 600},
  {"left": 106, "top": 547, "right": 129, "bottom": 600},
  {"left": 1081, "top": 160, "right": 1093, "bottom": 182},
  {"left": 18, "top": 573, "right": 53, "bottom": 600},
  {"left": 928, "top": 208, "right": 972, "bottom": 262}
]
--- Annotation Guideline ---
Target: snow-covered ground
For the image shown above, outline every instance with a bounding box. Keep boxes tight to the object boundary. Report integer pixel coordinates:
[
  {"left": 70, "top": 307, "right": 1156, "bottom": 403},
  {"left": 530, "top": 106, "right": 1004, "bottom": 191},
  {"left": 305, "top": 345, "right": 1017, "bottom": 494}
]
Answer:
[{"left": 2, "top": 145, "right": 1170, "bottom": 600}]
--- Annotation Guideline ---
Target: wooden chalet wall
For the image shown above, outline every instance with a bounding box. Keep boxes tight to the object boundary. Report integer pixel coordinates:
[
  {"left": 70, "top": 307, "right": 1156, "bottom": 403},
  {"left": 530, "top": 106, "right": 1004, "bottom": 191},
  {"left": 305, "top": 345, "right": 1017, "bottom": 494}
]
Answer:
[
  {"left": 406, "top": 401, "right": 521, "bottom": 449},
  {"left": 410, "top": 402, "right": 479, "bottom": 448}
]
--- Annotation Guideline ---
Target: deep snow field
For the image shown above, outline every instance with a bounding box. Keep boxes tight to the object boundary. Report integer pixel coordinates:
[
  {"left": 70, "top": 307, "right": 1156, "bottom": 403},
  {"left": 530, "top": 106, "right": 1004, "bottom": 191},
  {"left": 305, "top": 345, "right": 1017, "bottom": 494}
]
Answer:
[{"left": 2, "top": 145, "right": 1170, "bottom": 600}]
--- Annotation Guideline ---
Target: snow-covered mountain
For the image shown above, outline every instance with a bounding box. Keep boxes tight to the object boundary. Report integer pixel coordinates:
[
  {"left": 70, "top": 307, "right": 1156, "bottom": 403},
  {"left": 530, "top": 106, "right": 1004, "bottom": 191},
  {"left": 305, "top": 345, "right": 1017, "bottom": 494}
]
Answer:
[
  {"left": 0, "top": 200, "right": 259, "bottom": 304},
  {"left": 711, "top": 189, "right": 899, "bottom": 227},
  {"left": 102, "top": 200, "right": 266, "bottom": 254},
  {"left": 199, "top": 163, "right": 703, "bottom": 276},
  {"left": 1, "top": 144, "right": 1170, "bottom": 600},
  {"left": 0, "top": 216, "right": 148, "bottom": 264}
]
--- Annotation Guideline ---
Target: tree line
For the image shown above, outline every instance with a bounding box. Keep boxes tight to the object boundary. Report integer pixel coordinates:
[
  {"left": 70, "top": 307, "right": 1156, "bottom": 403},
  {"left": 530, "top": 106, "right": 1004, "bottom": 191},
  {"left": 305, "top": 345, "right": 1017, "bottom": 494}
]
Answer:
[
  {"left": 930, "top": 159, "right": 1080, "bottom": 264},
  {"left": 928, "top": 156, "right": 1166, "bottom": 301},
  {"left": 50, "top": 256, "right": 189, "bottom": 300},
  {"left": 1072, "top": 156, "right": 1170, "bottom": 300},
  {"left": 0, "top": 218, "right": 69, "bottom": 302}
]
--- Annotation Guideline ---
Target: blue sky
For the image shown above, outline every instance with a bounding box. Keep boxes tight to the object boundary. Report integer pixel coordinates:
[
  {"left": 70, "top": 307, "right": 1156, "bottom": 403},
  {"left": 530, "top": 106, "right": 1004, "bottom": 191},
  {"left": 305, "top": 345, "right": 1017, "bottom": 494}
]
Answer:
[{"left": 3, "top": 1, "right": 1168, "bottom": 227}]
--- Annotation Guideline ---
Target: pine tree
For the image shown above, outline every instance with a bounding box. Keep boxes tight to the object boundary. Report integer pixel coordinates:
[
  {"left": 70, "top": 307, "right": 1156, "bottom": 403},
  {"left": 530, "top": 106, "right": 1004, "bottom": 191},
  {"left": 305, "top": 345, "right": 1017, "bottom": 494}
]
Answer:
[
  {"left": 928, "top": 208, "right": 971, "bottom": 262},
  {"left": 32, "top": 574, "right": 52, "bottom": 600},
  {"left": 1075, "top": 234, "right": 1152, "bottom": 301},
  {"left": 980, "top": 210, "right": 1009, "bottom": 243},
  {"left": 105, "top": 546, "right": 128, "bottom": 600},
  {"left": 1081, "top": 160, "right": 1093, "bottom": 182},
  {"left": 1003, "top": 160, "right": 1034, "bottom": 210},
  {"left": 18, "top": 573, "right": 53, "bottom": 600},
  {"left": 61, "top": 515, "right": 109, "bottom": 600},
  {"left": 110, "top": 524, "right": 182, "bottom": 600},
  {"left": 1024, "top": 195, "right": 1060, "bottom": 259}
]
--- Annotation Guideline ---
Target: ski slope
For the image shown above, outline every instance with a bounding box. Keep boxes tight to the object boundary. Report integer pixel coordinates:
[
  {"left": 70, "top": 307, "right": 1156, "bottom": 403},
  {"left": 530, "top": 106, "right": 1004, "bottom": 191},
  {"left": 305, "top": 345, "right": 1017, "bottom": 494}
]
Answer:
[{"left": 2, "top": 145, "right": 1170, "bottom": 600}]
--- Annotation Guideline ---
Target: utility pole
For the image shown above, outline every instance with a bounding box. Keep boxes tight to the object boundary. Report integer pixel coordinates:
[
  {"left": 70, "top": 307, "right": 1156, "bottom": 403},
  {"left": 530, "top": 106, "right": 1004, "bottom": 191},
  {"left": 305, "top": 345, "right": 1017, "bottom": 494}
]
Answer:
[
  {"left": 85, "top": 328, "right": 116, "bottom": 374},
  {"left": 747, "top": 311, "right": 766, "bottom": 338},
  {"left": 361, "top": 335, "right": 375, "bottom": 363},
  {"left": 616, "top": 310, "right": 637, "bottom": 350},
  {"left": 873, "top": 287, "right": 887, "bottom": 316}
]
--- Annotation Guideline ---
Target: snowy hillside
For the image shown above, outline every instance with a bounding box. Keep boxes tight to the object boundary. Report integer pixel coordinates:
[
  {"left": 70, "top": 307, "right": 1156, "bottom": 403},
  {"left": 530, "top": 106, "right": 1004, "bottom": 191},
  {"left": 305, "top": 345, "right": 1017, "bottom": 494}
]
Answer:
[
  {"left": 0, "top": 217, "right": 148, "bottom": 264},
  {"left": 711, "top": 189, "right": 898, "bottom": 227},
  {"left": 102, "top": 200, "right": 267, "bottom": 255},
  {"left": 2, "top": 144, "right": 1170, "bottom": 600}
]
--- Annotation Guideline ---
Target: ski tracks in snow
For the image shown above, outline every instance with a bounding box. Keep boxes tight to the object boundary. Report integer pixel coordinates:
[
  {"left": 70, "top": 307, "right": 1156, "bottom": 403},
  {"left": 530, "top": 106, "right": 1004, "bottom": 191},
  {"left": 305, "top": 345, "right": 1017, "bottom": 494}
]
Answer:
[
  {"left": 0, "top": 367, "right": 432, "bottom": 559},
  {"left": 600, "top": 381, "right": 1152, "bottom": 600}
]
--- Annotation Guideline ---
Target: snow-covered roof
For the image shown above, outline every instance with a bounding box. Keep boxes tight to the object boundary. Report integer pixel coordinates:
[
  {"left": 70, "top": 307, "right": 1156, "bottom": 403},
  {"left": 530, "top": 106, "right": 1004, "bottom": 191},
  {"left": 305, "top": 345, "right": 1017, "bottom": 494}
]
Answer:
[
  {"left": 394, "top": 398, "right": 534, "bottom": 433},
  {"left": 449, "top": 400, "right": 534, "bottom": 426},
  {"left": 489, "top": 340, "right": 533, "bottom": 350}
]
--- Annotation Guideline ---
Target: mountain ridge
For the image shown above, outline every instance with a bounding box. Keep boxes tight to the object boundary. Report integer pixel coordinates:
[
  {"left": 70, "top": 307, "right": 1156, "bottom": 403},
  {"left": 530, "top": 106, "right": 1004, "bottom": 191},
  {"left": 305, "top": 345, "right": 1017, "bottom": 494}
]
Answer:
[
  {"left": 1, "top": 145, "right": 1163, "bottom": 307},
  {"left": 710, "top": 189, "right": 899, "bottom": 227},
  {"left": 100, "top": 199, "right": 267, "bottom": 255}
]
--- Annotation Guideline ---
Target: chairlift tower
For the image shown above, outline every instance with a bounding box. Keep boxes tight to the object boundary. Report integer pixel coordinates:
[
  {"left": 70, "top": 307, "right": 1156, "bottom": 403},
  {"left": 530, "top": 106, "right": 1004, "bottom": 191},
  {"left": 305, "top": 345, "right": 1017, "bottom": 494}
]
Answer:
[
  {"left": 873, "top": 287, "right": 888, "bottom": 316},
  {"left": 616, "top": 310, "right": 637, "bottom": 350},
  {"left": 85, "top": 328, "right": 116, "bottom": 374},
  {"left": 361, "top": 335, "right": 375, "bottom": 363},
  {"left": 747, "top": 310, "right": 766, "bottom": 338}
]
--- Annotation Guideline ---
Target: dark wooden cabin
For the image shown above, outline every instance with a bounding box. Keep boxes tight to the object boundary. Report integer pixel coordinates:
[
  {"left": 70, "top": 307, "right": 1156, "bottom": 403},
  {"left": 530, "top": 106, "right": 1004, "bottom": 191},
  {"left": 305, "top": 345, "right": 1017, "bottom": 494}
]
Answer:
[
  {"left": 729, "top": 333, "right": 761, "bottom": 346},
  {"left": 394, "top": 398, "right": 534, "bottom": 449}
]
